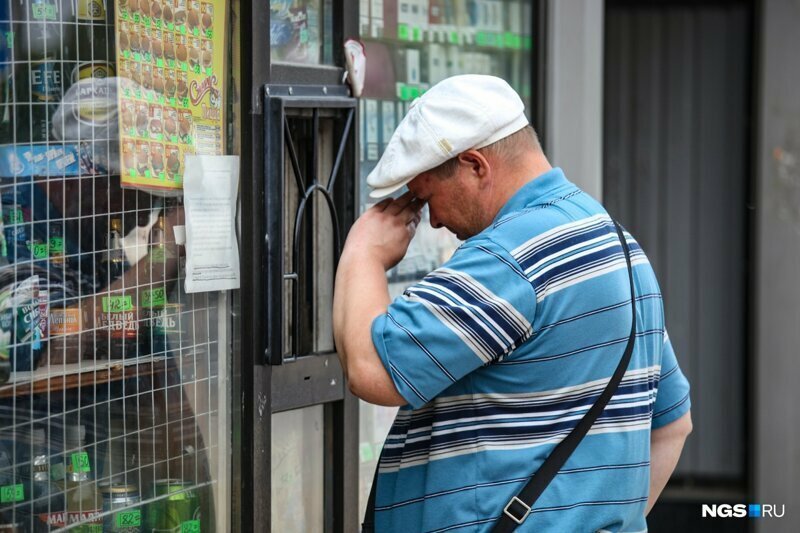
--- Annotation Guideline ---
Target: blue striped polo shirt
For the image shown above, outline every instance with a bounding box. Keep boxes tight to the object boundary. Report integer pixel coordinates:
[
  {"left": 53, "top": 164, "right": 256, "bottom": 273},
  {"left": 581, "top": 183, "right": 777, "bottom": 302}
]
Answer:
[{"left": 371, "top": 168, "right": 691, "bottom": 532}]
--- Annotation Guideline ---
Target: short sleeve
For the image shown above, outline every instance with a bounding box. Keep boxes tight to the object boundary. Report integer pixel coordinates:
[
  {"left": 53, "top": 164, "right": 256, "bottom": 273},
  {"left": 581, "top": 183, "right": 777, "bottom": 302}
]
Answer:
[
  {"left": 652, "top": 331, "right": 692, "bottom": 429},
  {"left": 371, "top": 239, "right": 536, "bottom": 409}
]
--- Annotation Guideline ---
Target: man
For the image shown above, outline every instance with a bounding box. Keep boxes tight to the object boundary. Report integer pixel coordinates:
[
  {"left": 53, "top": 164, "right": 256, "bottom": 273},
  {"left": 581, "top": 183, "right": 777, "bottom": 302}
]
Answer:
[{"left": 333, "top": 75, "right": 692, "bottom": 532}]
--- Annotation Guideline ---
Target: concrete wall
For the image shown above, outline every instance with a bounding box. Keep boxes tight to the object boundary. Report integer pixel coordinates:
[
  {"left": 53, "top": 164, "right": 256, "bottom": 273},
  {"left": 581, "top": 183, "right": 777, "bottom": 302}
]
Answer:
[
  {"left": 546, "top": 0, "right": 605, "bottom": 200},
  {"left": 755, "top": 1, "right": 800, "bottom": 531}
]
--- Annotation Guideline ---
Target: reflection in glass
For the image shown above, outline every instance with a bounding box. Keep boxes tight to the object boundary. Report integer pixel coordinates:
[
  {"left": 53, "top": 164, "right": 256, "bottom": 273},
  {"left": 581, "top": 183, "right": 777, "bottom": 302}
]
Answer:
[{"left": 270, "top": 0, "right": 333, "bottom": 65}]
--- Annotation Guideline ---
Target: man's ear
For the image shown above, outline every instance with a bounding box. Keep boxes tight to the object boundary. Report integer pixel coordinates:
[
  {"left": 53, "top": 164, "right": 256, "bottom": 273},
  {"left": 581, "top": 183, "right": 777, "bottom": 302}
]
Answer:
[{"left": 458, "top": 149, "right": 491, "bottom": 178}]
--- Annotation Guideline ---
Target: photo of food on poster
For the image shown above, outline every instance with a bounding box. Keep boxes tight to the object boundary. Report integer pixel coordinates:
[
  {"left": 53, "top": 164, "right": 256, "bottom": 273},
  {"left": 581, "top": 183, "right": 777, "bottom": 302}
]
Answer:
[{"left": 115, "top": 0, "right": 226, "bottom": 193}]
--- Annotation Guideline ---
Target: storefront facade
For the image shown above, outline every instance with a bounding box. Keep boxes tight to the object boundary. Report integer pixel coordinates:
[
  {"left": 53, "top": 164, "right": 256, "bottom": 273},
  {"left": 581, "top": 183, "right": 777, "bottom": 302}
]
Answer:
[{"left": 0, "top": 0, "right": 542, "bottom": 531}]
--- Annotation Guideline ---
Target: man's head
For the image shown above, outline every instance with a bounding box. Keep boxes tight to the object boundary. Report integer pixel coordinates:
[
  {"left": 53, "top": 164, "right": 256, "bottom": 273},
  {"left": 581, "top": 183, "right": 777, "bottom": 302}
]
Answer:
[
  {"left": 406, "top": 125, "right": 543, "bottom": 240},
  {"left": 367, "top": 75, "right": 549, "bottom": 239}
]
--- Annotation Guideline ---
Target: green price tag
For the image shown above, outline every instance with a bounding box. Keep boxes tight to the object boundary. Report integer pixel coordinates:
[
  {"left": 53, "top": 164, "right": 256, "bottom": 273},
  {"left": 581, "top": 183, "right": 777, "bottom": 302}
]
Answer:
[
  {"left": 182, "top": 97, "right": 189, "bottom": 107},
  {"left": 129, "top": 169, "right": 136, "bottom": 177},
  {"left": 205, "top": 29, "right": 212, "bottom": 38},
  {"left": 116, "top": 510, "right": 142, "bottom": 527},
  {"left": 134, "top": 52, "right": 142, "bottom": 61},
  {"left": 144, "top": 16, "right": 151, "bottom": 26},
  {"left": 155, "top": 133, "right": 163, "bottom": 140},
  {"left": 181, "top": 62, "right": 188, "bottom": 71},
  {"left": 193, "top": 27, "right": 200, "bottom": 37},
  {"left": 71, "top": 451, "right": 91, "bottom": 474},
  {"left": 142, "top": 287, "right": 167, "bottom": 307},
  {"left": 129, "top": 127, "right": 136, "bottom": 136},
  {"left": 144, "top": 169, "right": 152, "bottom": 178},
  {"left": 155, "top": 19, "right": 162, "bottom": 28},
  {"left": 168, "top": 22, "right": 175, "bottom": 30},
  {"left": 412, "top": 27, "right": 422, "bottom": 41},
  {"left": 193, "top": 64, "right": 201, "bottom": 74},
  {"left": 5, "top": 31, "right": 13, "bottom": 49},
  {"left": 158, "top": 172, "right": 166, "bottom": 179},
  {"left": 476, "top": 32, "right": 488, "bottom": 46},
  {"left": 134, "top": 13, "right": 141, "bottom": 23},
  {"left": 124, "top": 50, "right": 131, "bottom": 58},
  {"left": 159, "top": 96, "right": 166, "bottom": 104},
  {"left": 449, "top": 31, "right": 459, "bottom": 44},
  {"left": 49, "top": 236, "right": 64, "bottom": 253},
  {"left": 122, "top": 10, "right": 129, "bottom": 20},
  {"left": 180, "top": 25, "right": 186, "bottom": 34},
  {"left": 397, "top": 24, "right": 409, "bottom": 41},
  {"left": 171, "top": 135, "right": 178, "bottom": 142},
  {"left": 31, "top": 243, "right": 49, "bottom": 259},
  {"left": 147, "top": 93, "right": 154, "bottom": 102},
  {"left": 168, "top": 59, "right": 176, "bottom": 68},
  {"left": 185, "top": 135, "right": 192, "bottom": 144},
  {"left": 102, "top": 295, "right": 133, "bottom": 313},
  {"left": 181, "top": 519, "right": 200, "bottom": 533},
  {"left": 136, "top": 89, "right": 143, "bottom": 98},
  {"left": 205, "top": 67, "right": 212, "bottom": 75},
  {"left": 142, "top": 131, "right": 150, "bottom": 139},
  {"left": 157, "top": 58, "right": 164, "bottom": 67},
  {"left": 0, "top": 484, "right": 24, "bottom": 503},
  {"left": 398, "top": 84, "right": 411, "bottom": 101},
  {"left": 145, "top": 52, "right": 152, "bottom": 62},
  {"left": 9, "top": 208, "right": 23, "bottom": 224}
]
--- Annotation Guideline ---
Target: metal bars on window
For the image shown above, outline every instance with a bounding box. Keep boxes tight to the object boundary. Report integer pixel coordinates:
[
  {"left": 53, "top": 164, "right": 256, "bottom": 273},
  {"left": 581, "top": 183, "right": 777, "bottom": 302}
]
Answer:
[{"left": 263, "top": 85, "right": 356, "bottom": 365}]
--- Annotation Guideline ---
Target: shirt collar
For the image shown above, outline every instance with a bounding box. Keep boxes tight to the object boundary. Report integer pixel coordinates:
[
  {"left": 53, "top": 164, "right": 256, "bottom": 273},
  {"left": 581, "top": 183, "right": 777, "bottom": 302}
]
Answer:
[{"left": 493, "top": 167, "right": 574, "bottom": 223}]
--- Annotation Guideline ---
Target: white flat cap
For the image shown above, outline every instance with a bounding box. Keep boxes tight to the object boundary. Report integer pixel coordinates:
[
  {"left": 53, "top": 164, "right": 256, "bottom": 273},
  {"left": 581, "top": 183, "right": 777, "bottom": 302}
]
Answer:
[{"left": 366, "top": 74, "right": 529, "bottom": 199}]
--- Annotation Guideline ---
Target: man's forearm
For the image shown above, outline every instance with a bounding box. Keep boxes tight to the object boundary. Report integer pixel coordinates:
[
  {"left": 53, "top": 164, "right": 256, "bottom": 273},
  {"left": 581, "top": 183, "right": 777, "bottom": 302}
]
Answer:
[
  {"left": 333, "top": 248, "right": 391, "bottom": 378},
  {"left": 647, "top": 411, "right": 692, "bottom": 514}
]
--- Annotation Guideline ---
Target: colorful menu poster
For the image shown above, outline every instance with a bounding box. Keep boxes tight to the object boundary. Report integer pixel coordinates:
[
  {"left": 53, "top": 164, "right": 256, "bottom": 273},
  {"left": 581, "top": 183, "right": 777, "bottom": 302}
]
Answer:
[{"left": 115, "top": 0, "right": 227, "bottom": 193}]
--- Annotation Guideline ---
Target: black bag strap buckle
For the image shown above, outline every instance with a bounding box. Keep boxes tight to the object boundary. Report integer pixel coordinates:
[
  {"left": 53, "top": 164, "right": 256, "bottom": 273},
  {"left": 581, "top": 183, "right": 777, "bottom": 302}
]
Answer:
[{"left": 503, "top": 496, "right": 532, "bottom": 525}]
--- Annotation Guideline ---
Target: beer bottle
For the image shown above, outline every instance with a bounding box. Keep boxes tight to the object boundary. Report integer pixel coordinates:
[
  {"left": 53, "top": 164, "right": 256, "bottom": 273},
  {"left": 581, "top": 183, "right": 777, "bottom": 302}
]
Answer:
[
  {"left": 103, "top": 217, "right": 125, "bottom": 280},
  {"left": 61, "top": 424, "right": 103, "bottom": 530},
  {"left": 28, "top": 426, "right": 67, "bottom": 532}
]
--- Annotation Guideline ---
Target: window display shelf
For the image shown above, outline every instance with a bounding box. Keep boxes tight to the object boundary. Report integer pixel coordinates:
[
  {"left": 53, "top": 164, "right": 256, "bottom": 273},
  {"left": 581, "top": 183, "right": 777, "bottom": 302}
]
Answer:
[{"left": 0, "top": 355, "right": 170, "bottom": 398}]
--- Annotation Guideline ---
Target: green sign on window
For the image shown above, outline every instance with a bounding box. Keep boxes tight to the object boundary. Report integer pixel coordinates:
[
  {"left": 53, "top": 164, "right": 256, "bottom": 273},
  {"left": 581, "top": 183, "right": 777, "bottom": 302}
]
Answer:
[
  {"left": 102, "top": 295, "right": 133, "bottom": 313},
  {"left": 0, "top": 484, "right": 24, "bottom": 503},
  {"left": 71, "top": 452, "right": 91, "bottom": 473},
  {"left": 116, "top": 510, "right": 142, "bottom": 527},
  {"left": 181, "top": 520, "right": 201, "bottom": 533}
]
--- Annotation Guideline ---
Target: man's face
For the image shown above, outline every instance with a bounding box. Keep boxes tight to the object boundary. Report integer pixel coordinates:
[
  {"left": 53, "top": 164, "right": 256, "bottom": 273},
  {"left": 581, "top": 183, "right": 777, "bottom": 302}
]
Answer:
[{"left": 406, "top": 162, "right": 489, "bottom": 241}]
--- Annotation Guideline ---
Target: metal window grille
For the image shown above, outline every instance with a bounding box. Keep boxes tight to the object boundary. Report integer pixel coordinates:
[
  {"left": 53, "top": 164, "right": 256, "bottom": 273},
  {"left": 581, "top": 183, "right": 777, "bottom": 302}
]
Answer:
[{"left": 0, "top": 1, "right": 228, "bottom": 531}]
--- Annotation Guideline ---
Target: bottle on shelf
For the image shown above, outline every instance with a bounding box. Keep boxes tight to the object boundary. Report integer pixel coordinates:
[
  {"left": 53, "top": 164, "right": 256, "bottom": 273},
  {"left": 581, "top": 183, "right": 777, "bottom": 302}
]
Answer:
[
  {"left": 103, "top": 217, "right": 126, "bottom": 281},
  {"left": 27, "top": 426, "right": 66, "bottom": 531},
  {"left": 60, "top": 424, "right": 102, "bottom": 531}
]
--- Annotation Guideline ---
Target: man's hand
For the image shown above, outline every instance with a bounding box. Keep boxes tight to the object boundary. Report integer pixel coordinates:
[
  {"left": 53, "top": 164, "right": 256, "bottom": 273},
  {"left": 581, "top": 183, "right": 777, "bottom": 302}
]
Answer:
[{"left": 342, "top": 191, "right": 424, "bottom": 271}]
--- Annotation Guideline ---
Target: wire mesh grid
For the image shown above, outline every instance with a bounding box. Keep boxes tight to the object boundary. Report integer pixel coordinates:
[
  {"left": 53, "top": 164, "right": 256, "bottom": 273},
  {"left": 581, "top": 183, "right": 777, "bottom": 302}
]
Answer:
[{"left": 0, "top": 1, "right": 223, "bottom": 531}]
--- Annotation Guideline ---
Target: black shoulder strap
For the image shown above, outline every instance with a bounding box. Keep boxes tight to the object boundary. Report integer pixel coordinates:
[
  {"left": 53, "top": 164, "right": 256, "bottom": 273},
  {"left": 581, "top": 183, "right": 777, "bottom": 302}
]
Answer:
[
  {"left": 491, "top": 219, "right": 637, "bottom": 532},
  {"left": 362, "top": 220, "right": 637, "bottom": 533}
]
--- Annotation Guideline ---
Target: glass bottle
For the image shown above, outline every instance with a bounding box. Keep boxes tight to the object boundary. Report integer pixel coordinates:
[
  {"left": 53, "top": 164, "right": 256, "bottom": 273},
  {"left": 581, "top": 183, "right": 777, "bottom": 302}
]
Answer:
[
  {"left": 61, "top": 425, "right": 102, "bottom": 530},
  {"left": 28, "top": 426, "right": 66, "bottom": 532}
]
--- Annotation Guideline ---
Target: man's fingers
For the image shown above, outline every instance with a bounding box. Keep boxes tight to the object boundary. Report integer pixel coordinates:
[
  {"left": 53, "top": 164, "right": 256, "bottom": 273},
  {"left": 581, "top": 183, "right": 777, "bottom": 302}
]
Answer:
[
  {"left": 385, "top": 190, "right": 416, "bottom": 214},
  {"left": 372, "top": 198, "right": 393, "bottom": 212}
]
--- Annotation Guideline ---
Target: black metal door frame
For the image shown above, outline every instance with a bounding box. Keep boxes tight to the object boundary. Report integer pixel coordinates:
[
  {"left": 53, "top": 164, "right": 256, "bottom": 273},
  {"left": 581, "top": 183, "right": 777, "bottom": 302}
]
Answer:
[{"left": 237, "top": 1, "right": 361, "bottom": 531}]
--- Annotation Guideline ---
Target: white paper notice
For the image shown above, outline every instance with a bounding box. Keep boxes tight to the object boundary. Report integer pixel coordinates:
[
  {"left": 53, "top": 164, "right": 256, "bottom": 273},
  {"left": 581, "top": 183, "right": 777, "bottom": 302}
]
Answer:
[{"left": 183, "top": 155, "right": 241, "bottom": 293}]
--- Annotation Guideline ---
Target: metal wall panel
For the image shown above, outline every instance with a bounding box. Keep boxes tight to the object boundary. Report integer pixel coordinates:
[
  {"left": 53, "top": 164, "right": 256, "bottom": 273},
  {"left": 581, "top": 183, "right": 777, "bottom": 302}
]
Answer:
[
  {"left": 755, "top": 1, "right": 800, "bottom": 531},
  {"left": 604, "top": 2, "right": 751, "bottom": 479}
]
